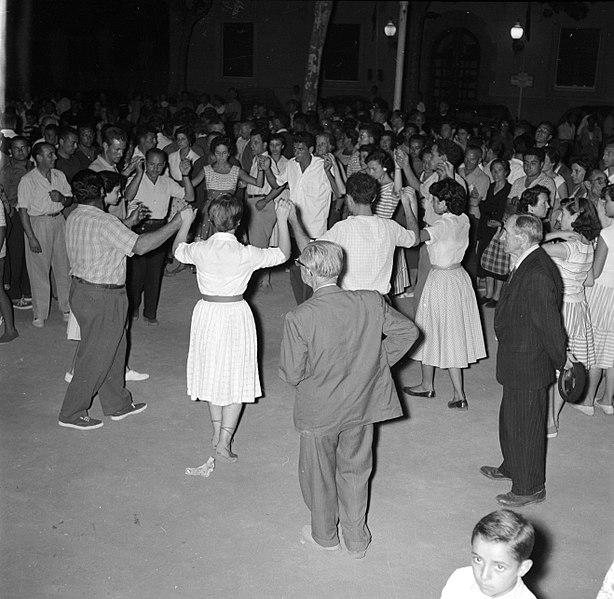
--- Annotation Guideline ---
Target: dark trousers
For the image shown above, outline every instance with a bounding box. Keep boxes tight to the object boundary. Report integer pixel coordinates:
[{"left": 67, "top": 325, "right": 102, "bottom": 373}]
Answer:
[
  {"left": 299, "top": 424, "right": 373, "bottom": 551},
  {"left": 498, "top": 386, "right": 547, "bottom": 495},
  {"left": 4, "top": 211, "right": 31, "bottom": 299},
  {"left": 128, "top": 221, "right": 166, "bottom": 319},
  {"left": 59, "top": 280, "right": 132, "bottom": 422},
  {"left": 289, "top": 237, "right": 312, "bottom": 305}
]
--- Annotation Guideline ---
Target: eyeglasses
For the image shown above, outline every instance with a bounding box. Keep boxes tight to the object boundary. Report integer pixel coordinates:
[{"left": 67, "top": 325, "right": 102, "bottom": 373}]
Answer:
[
  {"left": 294, "top": 258, "right": 308, "bottom": 269},
  {"left": 591, "top": 177, "right": 607, "bottom": 184}
]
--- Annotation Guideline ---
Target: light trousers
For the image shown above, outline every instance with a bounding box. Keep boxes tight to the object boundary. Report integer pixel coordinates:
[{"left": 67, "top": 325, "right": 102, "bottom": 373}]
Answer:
[{"left": 23, "top": 215, "right": 70, "bottom": 319}]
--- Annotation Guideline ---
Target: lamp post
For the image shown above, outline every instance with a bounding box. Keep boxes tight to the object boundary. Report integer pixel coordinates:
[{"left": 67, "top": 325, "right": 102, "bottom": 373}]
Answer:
[
  {"left": 510, "top": 19, "right": 527, "bottom": 122},
  {"left": 384, "top": 1, "right": 409, "bottom": 111}
]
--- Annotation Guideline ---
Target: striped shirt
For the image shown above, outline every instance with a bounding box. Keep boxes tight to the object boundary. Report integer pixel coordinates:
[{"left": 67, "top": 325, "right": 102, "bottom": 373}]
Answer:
[{"left": 66, "top": 204, "right": 138, "bottom": 285}]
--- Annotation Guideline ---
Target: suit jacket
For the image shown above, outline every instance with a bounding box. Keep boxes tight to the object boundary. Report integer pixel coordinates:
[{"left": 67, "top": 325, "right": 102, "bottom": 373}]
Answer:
[
  {"left": 494, "top": 247, "right": 566, "bottom": 389},
  {"left": 279, "top": 286, "right": 418, "bottom": 435}
]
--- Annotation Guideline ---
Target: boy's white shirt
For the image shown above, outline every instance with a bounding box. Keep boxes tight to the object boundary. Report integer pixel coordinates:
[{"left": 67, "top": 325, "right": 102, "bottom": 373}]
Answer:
[{"left": 440, "top": 566, "right": 536, "bottom": 599}]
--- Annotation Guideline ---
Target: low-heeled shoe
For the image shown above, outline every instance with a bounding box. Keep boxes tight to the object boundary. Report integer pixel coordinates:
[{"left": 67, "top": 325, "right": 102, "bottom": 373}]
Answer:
[
  {"left": 448, "top": 398, "right": 468, "bottom": 410},
  {"left": 402, "top": 387, "right": 435, "bottom": 398}
]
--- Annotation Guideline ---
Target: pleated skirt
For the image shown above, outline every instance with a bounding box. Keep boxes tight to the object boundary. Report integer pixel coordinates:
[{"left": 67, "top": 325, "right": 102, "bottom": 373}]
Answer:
[
  {"left": 562, "top": 299, "right": 595, "bottom": 368},
  {"left": 186, "top": 299, "right": 261, "bottom": 405},
  {"left": 413, "top": 267, "right": 486, "bottom": 368},
  {"left": 587, "top": 283, "right": 614, "bottom": 368}
]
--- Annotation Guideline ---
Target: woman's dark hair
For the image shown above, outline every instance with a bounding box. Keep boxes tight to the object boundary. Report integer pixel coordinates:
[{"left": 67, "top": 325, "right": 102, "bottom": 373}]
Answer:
[
  {"left": 570, "top": 155, "right": 594, "bottom": 173},
  {"left": 430, "top": 178, "right": 467, "bottom": 216},
  {"left": 560, "top": 197, "right": 601, "bottom": 241},
  {"left": 518, "top": 185, "right": 550, "bottom": 214},
  {"left": 342, "top": 128, "right": 358, "bottom": 145},
  {"left": 365, "top": 149, "right": 394, "bottom": 174},
  {"left": 208, "top": 193, "right": 243, "bottom": 233},
  {"left": 490, "top": 158, "right": 511, "bottom": 177},
  {"left": 175, "top": 125, "right": 195, "bottom": 145},
  {"left": 71, "top": 170, "right": 104, "bottom": 204},
  {"left": 358, "top": 143, "right": 376, "bottom": 157},
  {"left": 210, "top": 135, "right": 234, "bottom": 156},
  {"left": 98, "top": 170, "right": 125, "bottom": 194}
]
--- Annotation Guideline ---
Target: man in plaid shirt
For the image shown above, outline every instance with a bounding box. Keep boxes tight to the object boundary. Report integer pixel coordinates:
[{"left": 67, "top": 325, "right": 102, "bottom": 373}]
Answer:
[{"left": 58, "top": 170, "right": 184, "bottom": 430}]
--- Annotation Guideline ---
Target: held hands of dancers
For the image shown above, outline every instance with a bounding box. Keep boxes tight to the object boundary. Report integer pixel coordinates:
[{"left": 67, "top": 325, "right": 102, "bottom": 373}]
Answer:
[
  {"left": 179, "top": 159, "right": 192, "bottom": 176},
  {"left": 275, "top": 198, "right": 293, "bottom": 222}
]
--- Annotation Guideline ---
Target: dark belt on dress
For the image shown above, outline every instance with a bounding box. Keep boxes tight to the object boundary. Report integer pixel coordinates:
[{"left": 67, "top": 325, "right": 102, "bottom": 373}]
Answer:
[
  {"left": 73, "top": 276, "right": 125, "bottom": 289},
  {"left": 201, "top": 294, "right": 243, "bottom": 302},
  {"left": 34, "top": 212, "right": 62, "bottom": 217},
  {"left": 247, "top": 194, "right": 266, "bottom": 198}
]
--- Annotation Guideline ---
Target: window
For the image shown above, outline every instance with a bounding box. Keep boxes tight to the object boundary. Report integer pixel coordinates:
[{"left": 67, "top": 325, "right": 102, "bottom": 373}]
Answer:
[
  {"left": 223, "top": 23, "right": 254, "bottom": 78},
  {"left": 430, "top": 28, "right": 480, "bottom": 106},
  {"left": 323, "top": 24, "right": 360, "bottom": 81},
  {"left": 555, "top": 28, "right": 600, "bottom": 89}
]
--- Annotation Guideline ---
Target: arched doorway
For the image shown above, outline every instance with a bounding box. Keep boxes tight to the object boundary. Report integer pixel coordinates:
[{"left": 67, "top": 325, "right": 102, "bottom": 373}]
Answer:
[{"left": 430, "top": 28, "right": 480, "bottom": 107}]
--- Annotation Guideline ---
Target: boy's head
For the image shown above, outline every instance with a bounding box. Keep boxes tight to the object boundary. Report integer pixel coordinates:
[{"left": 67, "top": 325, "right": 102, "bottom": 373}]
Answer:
[{"left": 470, "top": 510, "right": 534, "bottom": 597}]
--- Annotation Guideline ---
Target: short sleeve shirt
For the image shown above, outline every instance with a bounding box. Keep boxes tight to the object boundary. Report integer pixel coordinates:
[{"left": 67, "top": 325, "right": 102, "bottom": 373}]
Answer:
[
  {"left": 16, "top": 168, "right": 72, "bottom": 216},
  {"left": 66, "top": 205, "right": 138, "bottom": 285}
]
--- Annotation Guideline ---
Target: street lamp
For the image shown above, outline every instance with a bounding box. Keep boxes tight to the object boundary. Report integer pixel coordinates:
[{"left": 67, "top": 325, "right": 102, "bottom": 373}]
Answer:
[
  {"left": 384, "top": 20, "right": 397, "bottom": 37},
  {"left": 510, "top": 20, "right": 523, "bottom": 39}
]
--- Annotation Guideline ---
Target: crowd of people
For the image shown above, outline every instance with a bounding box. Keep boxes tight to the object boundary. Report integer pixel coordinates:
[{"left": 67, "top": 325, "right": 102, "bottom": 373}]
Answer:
[{"left": 1, "top": 89, "right": 613, "bottom": 581}]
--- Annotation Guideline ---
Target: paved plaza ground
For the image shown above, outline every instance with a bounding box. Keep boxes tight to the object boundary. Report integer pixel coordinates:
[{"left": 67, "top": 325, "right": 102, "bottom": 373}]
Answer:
[{"left": 1, "top": 267, "right": 611, "bottom": 598}]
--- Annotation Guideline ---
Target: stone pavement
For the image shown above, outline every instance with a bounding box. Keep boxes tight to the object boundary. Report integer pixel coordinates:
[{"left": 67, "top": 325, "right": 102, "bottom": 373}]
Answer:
[{"left": 0, "top": 267, "right": 611, "bottom": 598}]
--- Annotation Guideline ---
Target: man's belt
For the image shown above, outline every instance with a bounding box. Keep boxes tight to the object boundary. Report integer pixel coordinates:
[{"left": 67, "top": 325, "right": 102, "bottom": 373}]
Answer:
[{"left": 73, "top": 276, "right": 125, "bottom": 289}]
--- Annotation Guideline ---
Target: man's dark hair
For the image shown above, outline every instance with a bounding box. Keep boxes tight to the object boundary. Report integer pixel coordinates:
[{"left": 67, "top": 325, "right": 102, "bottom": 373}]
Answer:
[
  {"left": 72, "top": 170, "right": 104, "bottom": 204},
  {"left": 58, "top": 126, "right": 78, "bottom": 141},
  {"left": 430, "top": 178, "right": 467, "bottom": 215},
  {"left": 346, "top": 172, "right": 378, "bottom": 205},
  {"left": 435, "top": 139, "right": 464, "bottom": 167},
  {"left": 44, "top": 123, "right": 59, "bottom": 135},
  {"left": 145, "top": 148, "right": 167, "bottom": 162},
  {"left": 250, "top": 127, "right": 270, "bottom": 145},
  {"left": 524, "top": 147, "right": 545, "bottom": 163},
  {"left": 10, "top": 135, "right": 29, "bottom": 149},
  {"left": 31, "top": 142, "right": 52, "bottom": 160},
  {"left": 293, "top": 131, "right": 316, "bottom": 150},
  {"left": 472, "top": 510, "right": 535, "bottom": 563}
]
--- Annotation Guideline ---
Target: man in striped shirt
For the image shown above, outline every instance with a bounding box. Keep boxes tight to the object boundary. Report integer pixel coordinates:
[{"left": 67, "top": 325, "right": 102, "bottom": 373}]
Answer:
[{"left": 58, "top": 170, "right": 184, "bottom": 430}]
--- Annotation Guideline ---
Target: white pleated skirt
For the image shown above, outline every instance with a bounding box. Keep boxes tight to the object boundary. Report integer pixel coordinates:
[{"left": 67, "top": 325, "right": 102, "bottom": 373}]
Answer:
[
  {"left": 562, "top": 299, "right": 595, "bottom": 368},
  {"left": 587, "top": 283, "right": 614, "bottom": 368},
  {"left": 413, "top": 267, "right": 486, "bottom": 368},
  {"left": 186, "top": 299, "right": 261, "bottom": 405}
]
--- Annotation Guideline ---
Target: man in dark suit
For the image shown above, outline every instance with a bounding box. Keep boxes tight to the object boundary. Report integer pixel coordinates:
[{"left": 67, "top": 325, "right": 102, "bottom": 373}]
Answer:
[
  {"left": 279, "top": 240, "right": 418, "bottom": 558},
  {"left": 480, "top": 214, "right": 567, "bottom": 507}
]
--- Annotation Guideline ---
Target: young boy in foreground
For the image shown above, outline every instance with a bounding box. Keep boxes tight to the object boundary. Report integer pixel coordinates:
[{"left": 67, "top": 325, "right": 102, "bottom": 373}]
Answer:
[{"left": 440, "top": 509, "right": 536, "bottom": 598}]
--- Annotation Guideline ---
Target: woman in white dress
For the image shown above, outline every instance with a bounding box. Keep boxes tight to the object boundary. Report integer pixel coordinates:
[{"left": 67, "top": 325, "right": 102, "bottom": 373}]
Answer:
[
  {"left": 403, "top": 178, "right": 486, "bottom": 410},
  {"left": 579, "top": 186, "right": 614, "bottom": 415},
  {"left": 173, "top": 194, "right": 292, "bottom": 462},
  {"left": 541, "top": 197, "right": 601, "bottom": 435}
]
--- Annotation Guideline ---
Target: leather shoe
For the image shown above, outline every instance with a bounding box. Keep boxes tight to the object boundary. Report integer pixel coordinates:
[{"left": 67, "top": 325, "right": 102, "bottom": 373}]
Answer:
[
  {"left": 496, "top": 489, "right": 546, "bottom": 507},
  {"left": 402, "top": 387, "right": 435, "bottom": 398},
  {"left": 448, "top": 398, "right": 468, "bottom": 410},
  {"left": 480, "top": 466, "right": 511, "bottom": 481}
]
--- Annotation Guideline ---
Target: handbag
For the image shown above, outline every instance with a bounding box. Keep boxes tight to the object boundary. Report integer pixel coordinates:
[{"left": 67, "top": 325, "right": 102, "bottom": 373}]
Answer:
[{"left": 480, "top": 227, "right": 510, "bottom": 276}]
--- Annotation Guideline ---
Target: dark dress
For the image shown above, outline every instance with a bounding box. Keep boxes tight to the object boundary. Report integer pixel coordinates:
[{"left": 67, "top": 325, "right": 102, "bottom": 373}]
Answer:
[{"left": 476, "top": 181, "right": 511, "bottom": 280}]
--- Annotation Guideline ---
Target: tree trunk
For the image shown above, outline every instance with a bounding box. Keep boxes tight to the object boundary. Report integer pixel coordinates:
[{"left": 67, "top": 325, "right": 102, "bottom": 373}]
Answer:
[{"left": 302, "top": 0, "right": 334, "bottom": 113}]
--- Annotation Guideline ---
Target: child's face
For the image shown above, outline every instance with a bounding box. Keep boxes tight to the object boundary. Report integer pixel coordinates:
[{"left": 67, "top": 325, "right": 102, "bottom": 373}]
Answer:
[{"left": 471, "top": 536, "right": 531, "bottom": 597}]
